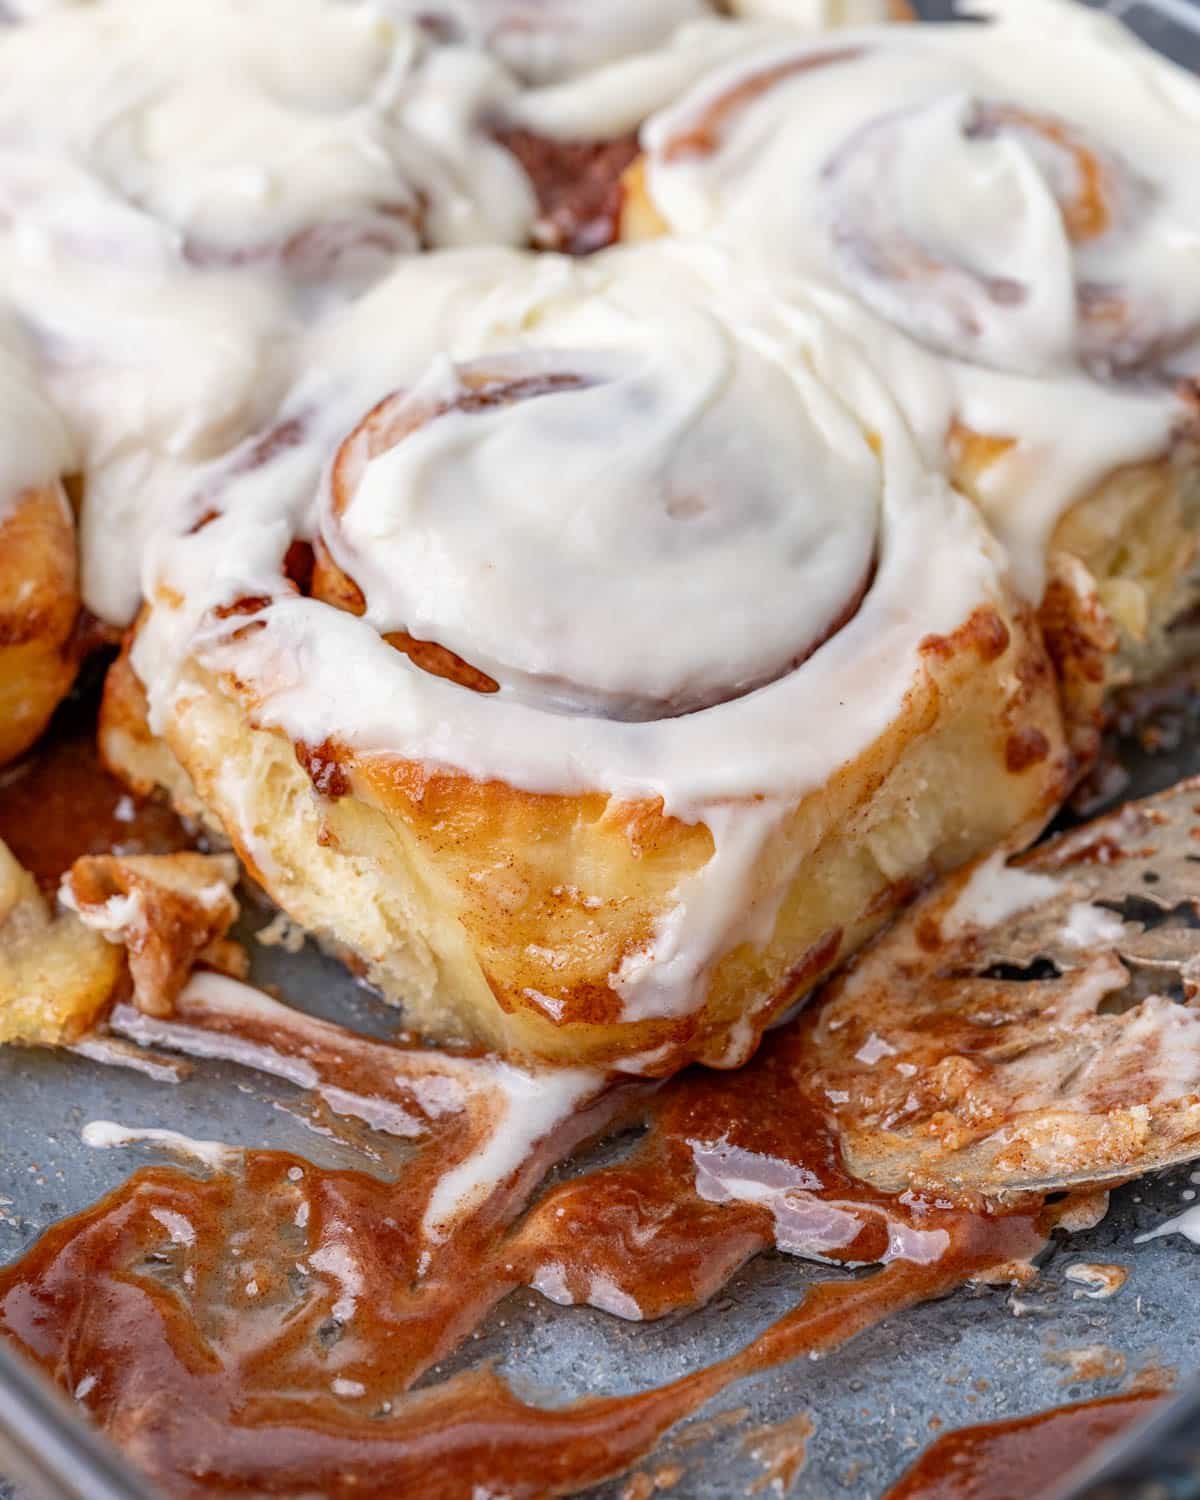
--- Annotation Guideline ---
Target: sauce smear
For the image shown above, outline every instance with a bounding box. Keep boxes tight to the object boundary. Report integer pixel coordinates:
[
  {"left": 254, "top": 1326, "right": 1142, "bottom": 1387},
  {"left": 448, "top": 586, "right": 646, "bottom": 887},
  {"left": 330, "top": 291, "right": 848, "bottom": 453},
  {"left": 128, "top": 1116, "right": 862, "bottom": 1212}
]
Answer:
[
  {"left": 885, "top": 1393, "right": 1161, "bottom": 1500},
  {"left": 0, "top": 978, "right": 1068, "bottom": 1499},
  {"left": 0, "top": 706, "right": 1137, "bottom": 1498},
  {"left": 0, "top": 688, "right": 189, "bottom": 890}
]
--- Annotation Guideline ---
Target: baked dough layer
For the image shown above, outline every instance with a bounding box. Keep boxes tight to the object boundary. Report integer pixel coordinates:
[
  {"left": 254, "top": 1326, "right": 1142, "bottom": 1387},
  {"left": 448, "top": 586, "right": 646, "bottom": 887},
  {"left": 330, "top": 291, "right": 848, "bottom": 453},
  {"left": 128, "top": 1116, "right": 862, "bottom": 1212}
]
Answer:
[
  {"left": 103, "top": 595, "right": 1072, "bottom": 1071},
  {"left": 99, "top": 240, "right": 1087, "bottom": 1072},
  {"left": 0, "top": 483, "right": 78, "bottom": 766},
  {"left": 949, "top": 430, "right": 1200, "bottom": 691}
]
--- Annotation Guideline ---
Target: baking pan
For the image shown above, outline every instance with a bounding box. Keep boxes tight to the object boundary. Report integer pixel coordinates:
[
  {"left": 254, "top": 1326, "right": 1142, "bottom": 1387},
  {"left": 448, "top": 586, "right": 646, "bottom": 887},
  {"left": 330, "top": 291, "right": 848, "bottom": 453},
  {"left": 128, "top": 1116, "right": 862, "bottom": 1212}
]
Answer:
[{"left": 4, "top": 2, "right": 1200, "bottom": 1495}]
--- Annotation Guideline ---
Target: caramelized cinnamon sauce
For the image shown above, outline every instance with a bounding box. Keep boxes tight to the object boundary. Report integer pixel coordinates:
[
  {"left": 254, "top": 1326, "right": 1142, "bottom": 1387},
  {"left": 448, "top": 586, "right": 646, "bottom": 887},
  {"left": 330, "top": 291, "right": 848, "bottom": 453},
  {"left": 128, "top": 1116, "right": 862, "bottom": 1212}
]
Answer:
[
  {"left": 0, "top": 705, "right": 1115, "bottom": 1497},
  {"left": 884, "top": 1393, "right": 1161, "bottom": 1500},
  {"left": 0, "top": 680, "right": 190, "bottom": 890},
  {"left": 0, "top": 976, "right": 1063, "bottom": 1498}
]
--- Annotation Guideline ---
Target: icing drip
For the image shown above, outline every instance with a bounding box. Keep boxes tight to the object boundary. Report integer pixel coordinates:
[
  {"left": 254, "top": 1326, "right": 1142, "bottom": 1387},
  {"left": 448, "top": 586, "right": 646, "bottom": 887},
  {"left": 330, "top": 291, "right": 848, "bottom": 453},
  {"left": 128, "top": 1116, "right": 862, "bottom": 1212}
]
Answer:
[{"left": 0, "top": 970, "right": 1063, "bottom": 1499}]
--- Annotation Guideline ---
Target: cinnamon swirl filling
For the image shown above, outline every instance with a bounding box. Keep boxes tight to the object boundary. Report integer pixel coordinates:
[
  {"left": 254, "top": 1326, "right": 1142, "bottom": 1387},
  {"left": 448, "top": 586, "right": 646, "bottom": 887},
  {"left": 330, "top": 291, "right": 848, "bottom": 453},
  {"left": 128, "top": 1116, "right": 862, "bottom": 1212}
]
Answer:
[
  {"left": 124, "top": 241, "right": 1042, "bottom": 1036},
  {"left": 628, "top": 10, "right": 1200, "bottom": 613},
  {"left": 313, "top": 344, "right": 878, "bottom": 722},
  {"left": 824, "top": 97, "right": 1172, "bottom": 378}
]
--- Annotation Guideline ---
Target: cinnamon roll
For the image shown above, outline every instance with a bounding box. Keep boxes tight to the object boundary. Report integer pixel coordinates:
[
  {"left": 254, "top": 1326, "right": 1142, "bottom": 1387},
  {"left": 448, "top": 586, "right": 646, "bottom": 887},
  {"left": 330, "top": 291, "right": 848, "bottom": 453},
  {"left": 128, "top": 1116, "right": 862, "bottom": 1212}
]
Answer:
[
  {"left": 103, "top": 242, "right": 1072, "bottom": 1072},
  {"left": 623, "top": 0, "right": 1200, "bottom": 684},
  {"left": 0, "top": 327, "right": 79, "bottom": 766},
  {"left": 0, "top": 0, "right": 534, "bottom": 627}
]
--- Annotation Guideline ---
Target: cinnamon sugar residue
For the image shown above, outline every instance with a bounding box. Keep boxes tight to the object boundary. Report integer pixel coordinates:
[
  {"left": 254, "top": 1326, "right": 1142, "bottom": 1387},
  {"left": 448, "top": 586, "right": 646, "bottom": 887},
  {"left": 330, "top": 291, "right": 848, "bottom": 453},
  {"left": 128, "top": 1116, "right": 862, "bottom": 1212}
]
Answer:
[
  {"left": 295, "top": 738, "right": 352, "bottom": 799},
  {"left": 1, "top": 718, "right": 1195, "bottom": 1496},
  {"left": 1047, "top": 1343, "right": 1127, "bottom": 1386},
  {"left": 1063, "top": 1261, "right": 1128, "bottom": 1299},
  {"left": 742, "top": 1411, "right": 814, "bottom": 1496},
  {"left": 620, "top": 1464, "right": 684, "bottom": 1500}
]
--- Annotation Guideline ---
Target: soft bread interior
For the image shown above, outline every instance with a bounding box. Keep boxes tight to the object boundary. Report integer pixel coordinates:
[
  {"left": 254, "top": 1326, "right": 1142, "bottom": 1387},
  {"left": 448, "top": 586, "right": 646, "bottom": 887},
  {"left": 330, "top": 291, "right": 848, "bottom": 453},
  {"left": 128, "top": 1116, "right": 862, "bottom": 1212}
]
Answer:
[{"left": 0, "top": 838, "right": 120, "bottom": 1045}]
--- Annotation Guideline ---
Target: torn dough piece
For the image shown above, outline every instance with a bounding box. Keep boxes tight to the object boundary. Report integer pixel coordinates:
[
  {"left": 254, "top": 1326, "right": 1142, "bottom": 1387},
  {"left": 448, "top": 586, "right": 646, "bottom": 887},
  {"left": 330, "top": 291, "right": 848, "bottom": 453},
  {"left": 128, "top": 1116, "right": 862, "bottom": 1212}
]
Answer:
[
  {"left": 0, "top": 837, "right": 120, "bottom": 1045},
  {"left": 809, "top": 776, "right": 1200, "bottom": 1198},
  {"left": 60, "top": 851, "right": 242, "bottom": 1018}
]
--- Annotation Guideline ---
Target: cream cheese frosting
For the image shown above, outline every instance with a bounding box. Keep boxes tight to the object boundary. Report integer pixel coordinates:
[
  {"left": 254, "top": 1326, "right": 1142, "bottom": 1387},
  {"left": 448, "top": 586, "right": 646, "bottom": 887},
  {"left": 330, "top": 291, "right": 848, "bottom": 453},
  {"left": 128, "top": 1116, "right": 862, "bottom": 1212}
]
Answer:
[
  {"left": 0, "top": 0, "right": 532, "bottom": 623},
  {"left": 0, "top": 315, "right": 75, "bottom": 517},
  {"left": 379, "top": 0, "right": 716, "bottom": 85},
  {"left": 0, "top": 0, "right": 1165, "bottom": 1039},
  {"left": 132, "top": 239, "right": 1012, "bottom": 1023},
  {"left": 0, "top": 0, "right": 901, "bottom": 627},
  {"left": 637, "top": 0, "right": 1200, "bottom": 596}
]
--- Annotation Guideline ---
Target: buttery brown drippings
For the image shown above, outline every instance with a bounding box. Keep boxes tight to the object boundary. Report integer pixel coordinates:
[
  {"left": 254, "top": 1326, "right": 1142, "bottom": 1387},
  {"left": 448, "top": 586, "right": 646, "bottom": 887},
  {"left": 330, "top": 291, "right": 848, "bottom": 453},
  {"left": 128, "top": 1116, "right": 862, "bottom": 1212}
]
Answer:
[
  {"left": 0, "top": 698, "right": 189, "bottom": 891},
  {"left": 0, "top": 991, "right": 1060, "bottom": 1499},
  {"left": 883, "top": 1392, "right": 1161, "bottom": 1500}
]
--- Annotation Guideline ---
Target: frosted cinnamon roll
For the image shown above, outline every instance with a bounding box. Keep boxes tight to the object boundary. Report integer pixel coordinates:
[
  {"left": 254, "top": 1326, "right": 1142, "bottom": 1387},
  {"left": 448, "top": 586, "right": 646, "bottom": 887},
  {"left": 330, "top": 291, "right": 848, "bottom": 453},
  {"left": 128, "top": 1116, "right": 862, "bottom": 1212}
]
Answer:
[
  {"left": 102, "top": 241, "right": 1072, "bottom": 1072},
  {"left": 0, "top": 325, "right": 79, "bottom": 766},
  {"left": 623, "top": 0, "right": 1200, "bottom": 684},
  {"left": 0, "top": 0, "right": 534, "bottom": 627}
]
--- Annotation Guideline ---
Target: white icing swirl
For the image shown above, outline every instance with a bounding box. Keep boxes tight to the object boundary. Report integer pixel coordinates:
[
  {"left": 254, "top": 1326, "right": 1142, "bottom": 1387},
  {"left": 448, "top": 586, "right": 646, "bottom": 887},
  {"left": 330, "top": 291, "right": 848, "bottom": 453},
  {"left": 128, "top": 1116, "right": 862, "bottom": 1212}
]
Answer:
[
  {"left": 0, "top": 0, "right": 895, "bottom": 628},
  {"left": 639, "top": 0, "right": 1200, "bottom": 595},
  {"left": 0, "top": 315, "right": 74, "bottom": 518},
  {"left": 0, "top": 0, "right": 537, "bottom": 623},
  {"left": 0, "top": 0, "right": 89, "bottom": 18},
  {"left": 0, "top": 0, "right": 531, "bottom": 263},
  {"left": 328, "top": 336, "right": 878, "bottom": 719},
  {"left": 381, "top": 0, "right": 715, "bottom": 85},
  {"left": 507, "top": 16, "right": 811, "bottom": 142},
  {"left": 134, "top": 240, "right": 1009, "bottom": 1021}
]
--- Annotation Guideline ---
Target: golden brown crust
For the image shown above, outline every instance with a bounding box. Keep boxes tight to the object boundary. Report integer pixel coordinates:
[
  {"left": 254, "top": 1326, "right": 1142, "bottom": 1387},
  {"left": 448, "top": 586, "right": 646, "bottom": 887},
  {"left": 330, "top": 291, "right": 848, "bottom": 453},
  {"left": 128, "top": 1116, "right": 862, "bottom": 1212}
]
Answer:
[
  {"left": 102, "top": 591, "right": 1073, "bottom": 1070},
  {"left": 0, "top": 484, "right": 80, "bottom": 765},
  {"left": 98, "top": 624, "right": 218, "bottom": 831},
  {"left": 0, "top": 837, "right": 242, "bottom": 1047},
  {"left": 951, "top": 421, "right": 1200, "bottom": 687},
  {"left": 0, "top": 836, "right": 120, "bottom": 1046}
]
